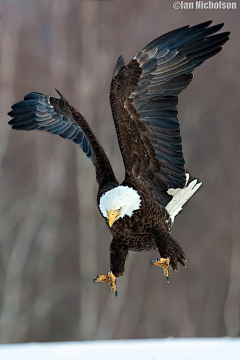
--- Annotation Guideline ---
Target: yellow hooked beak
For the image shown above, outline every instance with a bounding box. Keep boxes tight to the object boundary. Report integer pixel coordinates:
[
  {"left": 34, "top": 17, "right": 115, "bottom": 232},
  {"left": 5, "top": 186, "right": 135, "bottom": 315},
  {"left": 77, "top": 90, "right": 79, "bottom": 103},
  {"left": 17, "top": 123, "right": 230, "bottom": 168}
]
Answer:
[{"left": 108, "top": 210, "right": 121, "bottom": 228}]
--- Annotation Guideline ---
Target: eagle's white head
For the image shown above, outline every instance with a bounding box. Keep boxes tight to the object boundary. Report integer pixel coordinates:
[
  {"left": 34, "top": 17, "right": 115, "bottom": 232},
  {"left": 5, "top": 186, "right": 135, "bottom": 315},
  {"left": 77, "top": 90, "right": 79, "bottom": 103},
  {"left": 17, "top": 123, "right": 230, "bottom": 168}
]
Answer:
[{"left": 99, "top": 186, "right": 141, "bottom": 227}]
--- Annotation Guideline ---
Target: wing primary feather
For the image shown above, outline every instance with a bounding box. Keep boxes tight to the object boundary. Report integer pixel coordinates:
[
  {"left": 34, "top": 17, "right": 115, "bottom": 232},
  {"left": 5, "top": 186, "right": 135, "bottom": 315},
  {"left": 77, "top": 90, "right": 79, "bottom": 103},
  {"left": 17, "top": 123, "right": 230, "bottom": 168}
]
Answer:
[
  {"left": 113, "top": 55, "right": 125, "bottom": 77},
  {"left": 55, "top": 88, "right": 67, "bottom": 101}
]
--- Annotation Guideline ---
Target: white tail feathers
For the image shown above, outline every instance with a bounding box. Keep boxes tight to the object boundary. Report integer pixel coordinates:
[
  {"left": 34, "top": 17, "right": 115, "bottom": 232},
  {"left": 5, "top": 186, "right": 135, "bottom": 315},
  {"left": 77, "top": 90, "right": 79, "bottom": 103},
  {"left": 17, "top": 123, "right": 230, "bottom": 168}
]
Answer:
[{"left": 166, "top": 173, "right": 202, "bottom": 224}]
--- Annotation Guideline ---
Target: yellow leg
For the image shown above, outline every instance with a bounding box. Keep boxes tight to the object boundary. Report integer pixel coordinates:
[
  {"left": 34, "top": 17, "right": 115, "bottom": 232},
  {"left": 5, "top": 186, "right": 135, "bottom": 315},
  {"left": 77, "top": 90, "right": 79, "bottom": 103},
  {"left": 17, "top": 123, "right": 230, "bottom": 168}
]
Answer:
[
  {"left": 93, "top": 271, "right": 117, "bottom": 296},
  {"left": 151, "top": 257, "right": 170, "bottom": 283}
]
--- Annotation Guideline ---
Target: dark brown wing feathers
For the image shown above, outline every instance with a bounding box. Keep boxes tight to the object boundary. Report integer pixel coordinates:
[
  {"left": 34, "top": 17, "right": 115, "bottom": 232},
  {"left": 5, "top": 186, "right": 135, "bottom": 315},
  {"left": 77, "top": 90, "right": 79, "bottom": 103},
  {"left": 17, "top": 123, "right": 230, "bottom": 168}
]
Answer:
[{"left": 110, "top": 21, "right": 229, "bottom": 205}]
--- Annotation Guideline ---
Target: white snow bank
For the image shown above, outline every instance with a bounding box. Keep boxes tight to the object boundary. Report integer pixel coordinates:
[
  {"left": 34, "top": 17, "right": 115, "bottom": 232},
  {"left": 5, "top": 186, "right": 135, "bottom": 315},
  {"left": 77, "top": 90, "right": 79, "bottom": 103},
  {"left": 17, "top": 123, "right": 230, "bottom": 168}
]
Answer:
[{"left": 0, "top": 338, "right": 239, "bottom": 360}]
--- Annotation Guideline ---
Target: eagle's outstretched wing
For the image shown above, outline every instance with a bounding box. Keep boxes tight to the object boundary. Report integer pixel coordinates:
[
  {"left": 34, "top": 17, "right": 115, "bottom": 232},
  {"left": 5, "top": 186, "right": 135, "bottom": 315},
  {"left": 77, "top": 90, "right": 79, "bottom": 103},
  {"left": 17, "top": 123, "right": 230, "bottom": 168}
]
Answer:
[
  {"left": 8, "top": 91, "right": 117, "bottom": 185},
  {"left": 110, "top": 21, "right": 229, "bottom": 205}
]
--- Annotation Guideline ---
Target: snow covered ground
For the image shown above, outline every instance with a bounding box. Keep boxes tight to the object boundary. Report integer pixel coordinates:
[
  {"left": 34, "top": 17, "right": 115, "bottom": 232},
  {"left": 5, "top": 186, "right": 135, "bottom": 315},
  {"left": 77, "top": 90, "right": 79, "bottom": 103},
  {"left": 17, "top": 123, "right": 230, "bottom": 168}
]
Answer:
[{"left": 0, "top": 338, "right": 239, "bottom": 360}]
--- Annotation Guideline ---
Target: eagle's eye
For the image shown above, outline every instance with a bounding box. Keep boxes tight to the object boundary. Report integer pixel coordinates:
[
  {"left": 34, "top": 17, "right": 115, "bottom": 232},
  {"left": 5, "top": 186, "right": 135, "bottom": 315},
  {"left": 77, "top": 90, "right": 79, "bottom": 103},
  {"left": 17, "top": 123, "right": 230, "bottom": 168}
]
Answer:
[{"left": 117, "top": 207, "right": 122, "bottom": 213}]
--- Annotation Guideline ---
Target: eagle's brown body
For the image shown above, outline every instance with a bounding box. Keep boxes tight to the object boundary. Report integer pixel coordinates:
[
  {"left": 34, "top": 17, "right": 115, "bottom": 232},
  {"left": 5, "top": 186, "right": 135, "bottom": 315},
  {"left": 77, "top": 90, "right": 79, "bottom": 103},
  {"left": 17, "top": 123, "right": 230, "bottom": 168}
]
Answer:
[
  {"left": 8, "top": 21, "right": 229, "bottom": 291},
  {"left": 97, "top": 176, "right": 185, "bottom": 277}
]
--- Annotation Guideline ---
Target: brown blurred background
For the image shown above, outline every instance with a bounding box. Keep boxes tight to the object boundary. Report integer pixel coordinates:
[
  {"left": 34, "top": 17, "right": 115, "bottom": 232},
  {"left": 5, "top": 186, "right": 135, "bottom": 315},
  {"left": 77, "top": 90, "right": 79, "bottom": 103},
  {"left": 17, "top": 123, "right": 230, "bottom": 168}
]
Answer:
[{"left": 0, "top": 0, "right": 239, "bottom": 344}]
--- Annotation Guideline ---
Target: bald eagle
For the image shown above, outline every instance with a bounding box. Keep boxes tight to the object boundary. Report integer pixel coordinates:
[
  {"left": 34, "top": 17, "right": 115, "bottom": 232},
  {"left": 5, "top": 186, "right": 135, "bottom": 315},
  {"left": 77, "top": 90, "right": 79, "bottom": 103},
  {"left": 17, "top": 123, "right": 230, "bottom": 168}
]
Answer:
[{"left": 8, "top": 21, "right": 229, "bottom": 296}]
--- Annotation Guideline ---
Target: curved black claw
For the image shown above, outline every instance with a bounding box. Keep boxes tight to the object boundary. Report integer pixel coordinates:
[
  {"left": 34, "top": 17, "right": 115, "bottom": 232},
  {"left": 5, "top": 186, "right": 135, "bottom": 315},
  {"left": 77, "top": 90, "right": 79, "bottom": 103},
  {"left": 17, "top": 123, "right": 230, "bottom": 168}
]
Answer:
[
  {"left": 114, "top": 281, "right": 118, "bottom": 298},
  {"left": 93, "top": 276, "right": 99, "bottom": 284},
  {"left": 150, "top": 259, "right": 155, "bottom": 268},
  {"left": 166, "top": 275, "right": 170, "bottom": 284},
  {"left": 150, "top": 258, "right": 162, "bottom": 267}
]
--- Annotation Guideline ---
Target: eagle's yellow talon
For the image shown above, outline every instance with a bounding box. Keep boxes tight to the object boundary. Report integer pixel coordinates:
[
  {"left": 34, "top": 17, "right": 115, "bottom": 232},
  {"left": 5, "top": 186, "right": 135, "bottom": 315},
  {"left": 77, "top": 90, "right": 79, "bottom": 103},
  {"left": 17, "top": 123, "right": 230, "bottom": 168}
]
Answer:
[
  {"left": 93, "top": 271, "right": 117, "bottom": 295},
  {"left": 151, "top": 257, "right": 170, "bottom": 282}
]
